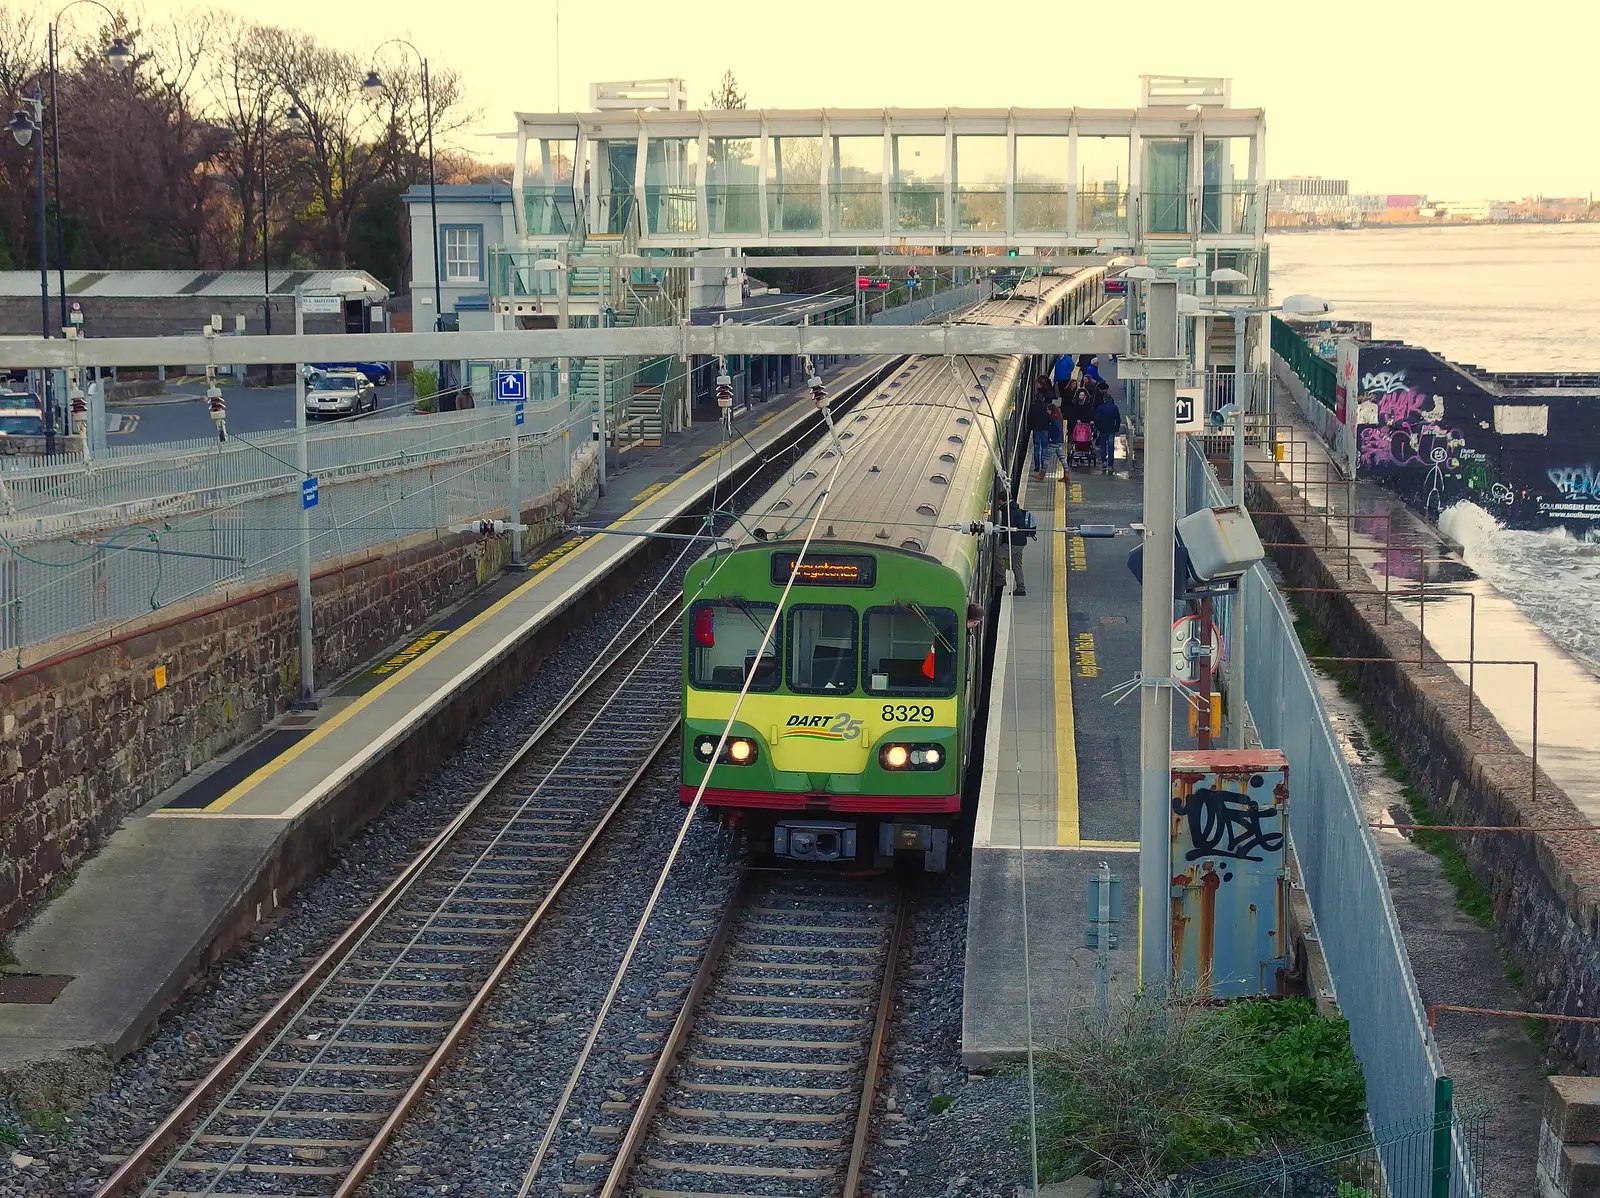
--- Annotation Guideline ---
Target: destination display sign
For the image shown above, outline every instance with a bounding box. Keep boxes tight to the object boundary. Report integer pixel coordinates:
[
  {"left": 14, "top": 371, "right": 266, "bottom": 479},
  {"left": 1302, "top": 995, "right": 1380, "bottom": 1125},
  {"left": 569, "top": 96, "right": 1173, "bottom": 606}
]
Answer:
[{"left": 770, "top": 552, "right": 877, "bottom": 588}]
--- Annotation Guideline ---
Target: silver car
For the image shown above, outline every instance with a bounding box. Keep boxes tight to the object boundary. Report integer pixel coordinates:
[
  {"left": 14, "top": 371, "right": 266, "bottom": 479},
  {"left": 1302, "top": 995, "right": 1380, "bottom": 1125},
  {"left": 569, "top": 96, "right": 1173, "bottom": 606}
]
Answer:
[{"left": 305, "top": 371, "right": 376, "bottom": 420}]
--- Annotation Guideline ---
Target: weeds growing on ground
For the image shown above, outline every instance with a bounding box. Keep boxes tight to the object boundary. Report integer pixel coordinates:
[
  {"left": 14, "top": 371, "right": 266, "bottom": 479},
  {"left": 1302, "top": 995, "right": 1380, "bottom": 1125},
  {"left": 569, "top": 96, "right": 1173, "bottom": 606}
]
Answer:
[{"left": 1028, "top": 991, "right": 1364, "bottom": 1187}]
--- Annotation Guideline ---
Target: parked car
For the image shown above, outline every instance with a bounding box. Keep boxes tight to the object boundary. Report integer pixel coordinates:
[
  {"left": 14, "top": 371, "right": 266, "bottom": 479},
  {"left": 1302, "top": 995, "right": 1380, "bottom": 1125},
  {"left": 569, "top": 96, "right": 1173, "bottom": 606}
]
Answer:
[
  {"left": 305, "top": 371, "right": 377, "bottom": 420},
  {"left": 0, "top": 390, "right": 37, "bottom": 411},
  {"left": 311, "top": 361, "right": 391, "bottom": 386},
  {"left": 0, "top": 409, "right": 45, "bottom": 437}
]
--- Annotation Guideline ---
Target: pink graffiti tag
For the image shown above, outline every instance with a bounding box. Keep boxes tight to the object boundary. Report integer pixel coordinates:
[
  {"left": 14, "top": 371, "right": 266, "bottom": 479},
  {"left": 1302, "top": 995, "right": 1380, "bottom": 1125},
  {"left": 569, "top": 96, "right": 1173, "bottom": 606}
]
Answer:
[{"left": 1375, "top": 388, "right": 1428, "bottom": 424}]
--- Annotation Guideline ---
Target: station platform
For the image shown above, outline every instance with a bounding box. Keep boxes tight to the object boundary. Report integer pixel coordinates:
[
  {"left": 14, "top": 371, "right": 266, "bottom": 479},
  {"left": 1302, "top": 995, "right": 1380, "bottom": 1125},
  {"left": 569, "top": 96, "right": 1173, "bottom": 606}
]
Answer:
[
  {"left": 0, "top": 358, "right": 887, "bottom": 1079},
  {"left": 962, "top": 400, "right": 1145, "bottom": 1066}
]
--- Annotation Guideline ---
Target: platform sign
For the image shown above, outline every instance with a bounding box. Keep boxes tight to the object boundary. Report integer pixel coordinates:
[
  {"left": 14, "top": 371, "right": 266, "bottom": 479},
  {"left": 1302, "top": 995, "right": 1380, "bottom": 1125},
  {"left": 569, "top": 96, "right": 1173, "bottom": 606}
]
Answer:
[
  {"left": 302, "top": 477, "right": 319, "bottom": 509},
  {"left": 495, "top": 369, "right": 528, "bottom": 403},
  {"left": 1169, "top": 750, "right": 1290, "bottom": 999},
  {"left": 514, "top": 403, "right": 525, "bottom": 427},
  {"left": 1175, "top": 386, "right": 1205, "bottom": 434},
  {"left": 1171, "top": 615, "right": 1220, "bottom": 684}
]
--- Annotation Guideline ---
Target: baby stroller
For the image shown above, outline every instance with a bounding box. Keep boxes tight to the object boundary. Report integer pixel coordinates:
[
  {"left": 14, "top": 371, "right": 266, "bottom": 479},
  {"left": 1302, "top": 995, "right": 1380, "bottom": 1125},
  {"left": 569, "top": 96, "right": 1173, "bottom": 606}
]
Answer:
[{"left": 1068, "top": 421, "right": 1096, "bottom": 469}]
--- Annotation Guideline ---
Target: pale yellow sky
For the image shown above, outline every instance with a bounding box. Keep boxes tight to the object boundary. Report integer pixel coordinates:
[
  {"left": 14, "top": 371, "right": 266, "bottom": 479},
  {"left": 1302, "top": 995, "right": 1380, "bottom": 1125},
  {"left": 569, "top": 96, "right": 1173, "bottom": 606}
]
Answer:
[{"left": 118, "top": 0, "right": 1599, "bottom": 198}]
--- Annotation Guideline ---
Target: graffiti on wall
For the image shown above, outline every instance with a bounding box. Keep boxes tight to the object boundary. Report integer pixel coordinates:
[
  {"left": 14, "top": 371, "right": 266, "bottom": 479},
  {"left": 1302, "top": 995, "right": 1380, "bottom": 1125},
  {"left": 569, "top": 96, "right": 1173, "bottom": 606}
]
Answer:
[
  {"left": 1356, "top": 368, "right": 1492, "bottom": 520},
  {"left": 1548, "top": 466, "right": 1600, "bottom": 500}
]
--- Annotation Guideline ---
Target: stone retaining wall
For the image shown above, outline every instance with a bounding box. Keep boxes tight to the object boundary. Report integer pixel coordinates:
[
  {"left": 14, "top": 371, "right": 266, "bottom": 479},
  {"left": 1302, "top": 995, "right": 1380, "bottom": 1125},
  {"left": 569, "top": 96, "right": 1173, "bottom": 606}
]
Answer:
[
  {"left": 0, "top": 454, "right": 593, "bottom": 935},
  {"left": 1252, "top": 479, "right": 1600, "bottom": 1069}
]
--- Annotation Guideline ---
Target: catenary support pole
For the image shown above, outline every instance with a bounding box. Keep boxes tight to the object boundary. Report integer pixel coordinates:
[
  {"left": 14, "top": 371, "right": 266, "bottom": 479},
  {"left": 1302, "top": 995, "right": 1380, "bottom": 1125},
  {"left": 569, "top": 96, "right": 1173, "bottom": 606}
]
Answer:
[
  {"left": 509, "top": 399, "right": 523, "bottom": 566},
  {"left": 596, "top": 354, "right": 608, "bottom": 495},
  {"left": 1137, "top": 277, "right": 1178, "bottom": 991},
  {"left": 1230, "top": 314, "right": 1249, "bottom": 748},
  {"left": 294, "top": 290, "right": 315, "bottom": 707}
]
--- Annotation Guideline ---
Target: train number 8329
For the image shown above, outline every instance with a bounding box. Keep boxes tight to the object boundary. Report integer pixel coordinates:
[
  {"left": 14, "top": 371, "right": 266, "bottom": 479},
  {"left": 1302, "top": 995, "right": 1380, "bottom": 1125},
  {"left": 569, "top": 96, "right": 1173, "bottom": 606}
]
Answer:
[{"left": 882, "top": 704, "right": 936, "bottom": 723}]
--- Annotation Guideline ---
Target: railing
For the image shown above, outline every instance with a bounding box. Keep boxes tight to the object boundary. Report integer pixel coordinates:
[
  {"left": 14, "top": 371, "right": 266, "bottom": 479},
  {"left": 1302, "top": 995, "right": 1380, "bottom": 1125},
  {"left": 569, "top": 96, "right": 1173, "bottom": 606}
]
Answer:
[
  {"left": 766, "top": 185, "right": 822, "bottom": 233},
  {"left": 521, "top": 184, "right": 581, "bottom": 240},
  {"left": 706, "top": 183, "right": 761, "bottom": 235},
  {"left": 1015, "top": 189, "right": 1069, "bottom": 233},
  {"left": 830, "top": 186, "right": 883, "bottom": 232},
  {"left": 1272, "top": 314, "right": 1339, "bottom": 411},
  {"left": 1143, "top": 189, "right": 1191, "bottom": 234},
  {"left": 1184, "top": 440, "right": 1482, "bottom": 1197},
  {"left": 1077, "top": 186, "right": 1127, "bottom": 232},
  {"left": 1201, "top": 185, "right": 1261, "bottom": 235},
  {"left": 0, "top": 404, "right": 583, "bottom": 664},
  {"left": 891, "top": 186, "right": 945, "bottom": 232}
]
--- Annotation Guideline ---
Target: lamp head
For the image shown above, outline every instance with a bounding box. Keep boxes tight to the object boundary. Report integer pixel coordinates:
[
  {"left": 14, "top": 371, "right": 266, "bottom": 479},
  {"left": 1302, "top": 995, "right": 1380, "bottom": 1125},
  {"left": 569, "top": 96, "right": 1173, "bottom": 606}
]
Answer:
[
  {"left": 1124, "top": 265, "right": 1159, "bottom": 281},
  {"left": 104, "top": 36, "right": 132, "bottom": 73},
  {"left": 285, "top": 103, "right": 304, "bottom": 128},
  {"left": 1174, "top": 255, "right": 1202, "bottom": 270},
  {"left": 7, "top": 109, "right": 35, "bottom": 148},
  {"left": 362, "top": 70, "right": 383, "bottom": 92},
  {"left": 1209, "top": 267, "right": 1250, "bottom": 285},
  {"left": 1281, "top": 293, "right": 1335, "bottom": 316},
  {"left": 1107, "top": 255, "right": 1137, "bottom": 268}
]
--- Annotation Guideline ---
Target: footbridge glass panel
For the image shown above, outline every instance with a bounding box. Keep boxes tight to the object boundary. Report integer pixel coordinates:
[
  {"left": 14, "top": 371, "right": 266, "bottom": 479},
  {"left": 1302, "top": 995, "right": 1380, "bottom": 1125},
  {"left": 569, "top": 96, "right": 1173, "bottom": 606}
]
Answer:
[
  {"left": 767, "top": 136, "right": 822, "bottom": 233},
  {"left": 953, "top": 135, "right": 1006, "bottom": 232},
  {"left": 591, "top": 139, "right": 638, "bottom": 236},
  {"left": 1143, "top": 137, "right": 1191, "bottom": 234},
  {"left": 892, "top": 135, "right": 945, "bottom": 232},
  {"left": 646, "top": 137, "right": 700, "bottom": 236},
  {"left": 1077, "top": 134, "right": 1129, "bottom": 233},
  {"left": 1015, "top": 135, "right": 1068, "bottom": 233},
  {"left": 708, "top": 136, "right": 760, "bottom": 234},
  {"left": 832, "top": 135, "right": 884, "bottom": 233},
  {"left": 523, "top": 138, "right": 579, "bottom": 239},
  {"left": 1203, "top": 136, "right": 1256, "bottom": 235}
]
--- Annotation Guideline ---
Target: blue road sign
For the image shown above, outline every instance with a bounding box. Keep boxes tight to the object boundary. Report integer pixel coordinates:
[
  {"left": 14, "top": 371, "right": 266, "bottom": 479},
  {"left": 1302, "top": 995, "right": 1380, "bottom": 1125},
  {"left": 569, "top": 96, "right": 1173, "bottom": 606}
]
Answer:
[
  {"left": 514, "top": 403, "right": 526, "bottom": 427},
  {"left": 302, "top": 477, "right": 319, "bottom": 510},
  {"left": 496, "top": 369, "right": 528, "bottom": 403}
]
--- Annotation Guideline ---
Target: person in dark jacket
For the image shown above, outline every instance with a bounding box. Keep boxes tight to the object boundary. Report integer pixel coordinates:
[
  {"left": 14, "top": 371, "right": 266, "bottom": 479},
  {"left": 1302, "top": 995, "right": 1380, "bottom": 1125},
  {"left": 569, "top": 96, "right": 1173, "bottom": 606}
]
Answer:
[
  {"left": 1092, "top": 394, "right": 1122, "bottom": 474},
  {"left": 1052, "top": 353, "right": 1076, "bottom": 402},
  {"left": 997, "top": 496, "right": 1037, "bottom": 596},
  {"left": 1026, "top": 388, "right": 1054, "bottom": 480}
]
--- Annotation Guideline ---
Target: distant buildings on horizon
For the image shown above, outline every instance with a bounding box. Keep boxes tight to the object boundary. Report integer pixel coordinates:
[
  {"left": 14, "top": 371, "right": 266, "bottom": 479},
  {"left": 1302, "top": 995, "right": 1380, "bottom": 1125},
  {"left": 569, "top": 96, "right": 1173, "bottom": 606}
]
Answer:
[{"left": 1266, "top": 176, "right": 1595, "bottom": 228}]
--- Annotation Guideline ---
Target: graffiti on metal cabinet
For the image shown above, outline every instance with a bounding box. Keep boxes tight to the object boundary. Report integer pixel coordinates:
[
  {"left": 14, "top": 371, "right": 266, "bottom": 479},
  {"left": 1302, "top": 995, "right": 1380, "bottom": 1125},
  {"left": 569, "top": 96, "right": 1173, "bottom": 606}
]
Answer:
[{"left": 1170, "top": 786, "right": 1285, "bottom": 866}]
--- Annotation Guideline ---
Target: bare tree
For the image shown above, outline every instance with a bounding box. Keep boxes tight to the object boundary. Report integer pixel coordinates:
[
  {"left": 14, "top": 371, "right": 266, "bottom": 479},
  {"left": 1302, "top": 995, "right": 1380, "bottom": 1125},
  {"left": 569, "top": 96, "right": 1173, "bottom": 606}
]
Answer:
[
  {"left": 0, "top": 3, "right": 45, "bottom": 269},
  {"left": 707, "top": 69, "right": 746, "bottom": 111}
]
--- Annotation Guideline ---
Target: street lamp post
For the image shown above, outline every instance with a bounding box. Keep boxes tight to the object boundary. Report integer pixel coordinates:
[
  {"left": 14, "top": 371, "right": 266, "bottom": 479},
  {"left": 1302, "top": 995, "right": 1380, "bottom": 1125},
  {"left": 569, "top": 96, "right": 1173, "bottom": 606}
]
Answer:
[
  {"left": 363, "top": 44, "right": 441, "bottom": 332},
  {"left": 257, "top": 97, "right": 302, "bottom": 384},
  {"left": 48, "top": 3, "right": 131, "bottom": 331},
  {"left": 9, "top": 92, "right": 54, "bottom": 454}
]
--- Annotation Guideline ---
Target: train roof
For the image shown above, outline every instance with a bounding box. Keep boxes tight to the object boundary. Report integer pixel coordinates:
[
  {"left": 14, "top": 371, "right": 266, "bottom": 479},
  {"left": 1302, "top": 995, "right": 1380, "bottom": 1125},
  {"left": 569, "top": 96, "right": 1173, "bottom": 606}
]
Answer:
[{"left": 737, "top": 268, "right": 1101, "bottom": 575}]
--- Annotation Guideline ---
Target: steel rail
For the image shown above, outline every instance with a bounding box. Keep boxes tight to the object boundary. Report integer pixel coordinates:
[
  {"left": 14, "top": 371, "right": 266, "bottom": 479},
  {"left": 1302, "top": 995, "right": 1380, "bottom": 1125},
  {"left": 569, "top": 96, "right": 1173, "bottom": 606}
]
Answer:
[
  {"left": 95, "top": 591, "right": 682, "bottom": 1198},
  {"left": 843, "top": 890, "right": 911, "bottom": 1197}
]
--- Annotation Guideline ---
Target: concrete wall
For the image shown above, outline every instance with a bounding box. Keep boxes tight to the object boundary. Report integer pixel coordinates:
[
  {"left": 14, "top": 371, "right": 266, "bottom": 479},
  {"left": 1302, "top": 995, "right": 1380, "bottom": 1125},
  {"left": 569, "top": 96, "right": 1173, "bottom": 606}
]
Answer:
[
  {"left": 0, "top": 456, "right": 594, "bottom": 935},
  {"left": 1353, "top": 341, "right": 1600, "bottom": 531},
  {"left": 1252, "top": 478, "right": 1600, "bottom": 1071}
]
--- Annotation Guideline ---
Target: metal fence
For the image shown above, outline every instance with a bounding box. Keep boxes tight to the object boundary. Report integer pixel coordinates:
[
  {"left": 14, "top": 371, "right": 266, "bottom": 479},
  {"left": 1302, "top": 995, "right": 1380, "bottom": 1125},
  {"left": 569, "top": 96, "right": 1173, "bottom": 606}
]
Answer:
[
  {"left": 0, "top": 401, "right": 582, "bottom": 666},
  {"left": 869, "top": 279, "right": 992, "bottom": 325},
  {"left": 1184, "top": 440, "right": 1481, "bottom": 1197},
  {"left": 1187, "top": 1098, "right": 1488, "bottom": 1198},
  {"left": 1271, "top": 315, "right": 1338, "bottom": 411}
]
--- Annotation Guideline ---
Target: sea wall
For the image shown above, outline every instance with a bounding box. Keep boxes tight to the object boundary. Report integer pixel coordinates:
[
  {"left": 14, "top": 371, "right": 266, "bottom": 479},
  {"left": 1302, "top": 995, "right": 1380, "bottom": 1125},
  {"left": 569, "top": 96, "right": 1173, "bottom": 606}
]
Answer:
[
  {"left": 1352, "top": 341, "right": 1600, "bottom": 530},
  {"left": 1252, "top": 476, "right": 1600, "bottom": 1070}
]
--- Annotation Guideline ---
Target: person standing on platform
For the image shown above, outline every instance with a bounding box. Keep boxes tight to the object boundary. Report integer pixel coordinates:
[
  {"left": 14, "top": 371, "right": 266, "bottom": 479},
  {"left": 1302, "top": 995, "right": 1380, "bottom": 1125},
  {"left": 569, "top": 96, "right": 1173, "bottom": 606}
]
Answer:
[
  {"left": 1027, "top": 385, "right": 1054, "bottom": 481},
  {"left": 1002, "top": 495, "right": 1037, "bottom": 597},
  {"left": 1092, "top": 391, "right": 1122, "bottom": 475},
  {"left": 1046, "top": 402, "right": 1070, "bottom": 480},
  {"left": 1053, "top": 352, "right": 1076, "bottom": 403}
]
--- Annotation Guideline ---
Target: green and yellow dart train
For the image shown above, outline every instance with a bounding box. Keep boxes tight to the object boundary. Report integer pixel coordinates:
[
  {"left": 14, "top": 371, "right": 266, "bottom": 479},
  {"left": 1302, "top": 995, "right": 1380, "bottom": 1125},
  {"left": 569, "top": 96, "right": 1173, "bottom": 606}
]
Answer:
[{"left": 680, "top": 268, "right": 1105, "bottom": 871}]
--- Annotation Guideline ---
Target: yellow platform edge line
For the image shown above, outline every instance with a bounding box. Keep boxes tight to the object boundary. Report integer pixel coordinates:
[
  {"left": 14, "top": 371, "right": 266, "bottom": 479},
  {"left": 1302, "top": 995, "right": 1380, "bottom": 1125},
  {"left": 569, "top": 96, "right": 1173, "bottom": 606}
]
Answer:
[
  {"left": 174, "top": 409, "right": 790, "bottom": 817},
  {"left": 1053, "top": 474, "right": 1080, "bottom": 846}
]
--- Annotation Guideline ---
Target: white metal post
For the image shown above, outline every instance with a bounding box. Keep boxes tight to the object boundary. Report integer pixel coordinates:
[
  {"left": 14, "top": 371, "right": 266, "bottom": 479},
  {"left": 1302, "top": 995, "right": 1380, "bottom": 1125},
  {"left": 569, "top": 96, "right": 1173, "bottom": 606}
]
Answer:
[
  {"left": 1138, "top": 278, "right": 1178, "bottom": 991},
  {"left": 510, "top": 401, "right": 524, "bottom": 566},
  {"left": 294, "top": 290, "right": 315, "bottom": 707},
  {"left": 596, "top": 354, "right": 607, "bottom": 495},
  {"left": 557, "top": 246, "right": 570, "bottom": 415},
  {"left": 1230, "top": 313, "right": 1249, "bottom": 748}
]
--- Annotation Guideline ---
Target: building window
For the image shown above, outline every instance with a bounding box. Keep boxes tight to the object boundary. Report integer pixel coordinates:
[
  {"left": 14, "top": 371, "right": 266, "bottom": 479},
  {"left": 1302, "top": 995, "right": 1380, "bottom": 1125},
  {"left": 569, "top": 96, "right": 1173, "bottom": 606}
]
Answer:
[{"left": 442, "top": 226, "right": 482, "bottom": 282}]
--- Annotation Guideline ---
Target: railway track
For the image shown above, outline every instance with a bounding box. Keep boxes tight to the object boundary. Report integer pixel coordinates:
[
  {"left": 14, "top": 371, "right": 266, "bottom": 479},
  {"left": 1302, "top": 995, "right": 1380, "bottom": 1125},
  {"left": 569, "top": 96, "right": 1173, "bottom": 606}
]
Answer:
[
  {"left": 97, "top": 585, "right": 688, "bottom": 1198},
  {"left": 550, "top": 874, "right": 908, "bottom": 1198}
]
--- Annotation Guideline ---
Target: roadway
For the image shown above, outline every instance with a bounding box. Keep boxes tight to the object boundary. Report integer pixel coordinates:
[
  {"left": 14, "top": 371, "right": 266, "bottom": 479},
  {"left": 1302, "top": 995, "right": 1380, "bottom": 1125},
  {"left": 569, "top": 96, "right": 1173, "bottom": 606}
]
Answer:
[{"left": 103, "top": 378, "right": 416, "bottom": 445}]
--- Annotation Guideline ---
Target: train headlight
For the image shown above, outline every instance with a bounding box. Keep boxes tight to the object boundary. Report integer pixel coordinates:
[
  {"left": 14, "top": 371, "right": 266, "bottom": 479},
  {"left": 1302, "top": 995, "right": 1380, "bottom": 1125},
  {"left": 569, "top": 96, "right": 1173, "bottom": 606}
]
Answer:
[
  {"left": 880, "top": 743, "right": 946, "bottom": 771},
  {"left": 693, "top": 734, "right": 759, "bottom": 765}
]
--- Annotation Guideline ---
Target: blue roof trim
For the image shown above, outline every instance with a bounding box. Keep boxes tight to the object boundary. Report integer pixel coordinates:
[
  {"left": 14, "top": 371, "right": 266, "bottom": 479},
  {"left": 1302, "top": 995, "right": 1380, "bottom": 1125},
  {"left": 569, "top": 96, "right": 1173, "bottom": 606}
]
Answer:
[
  {"left": 454, "top": 292, "right": 491, "bottom": 311},
  {"left": 403, "top": 183, "right": 512, "bottom": 204}
]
